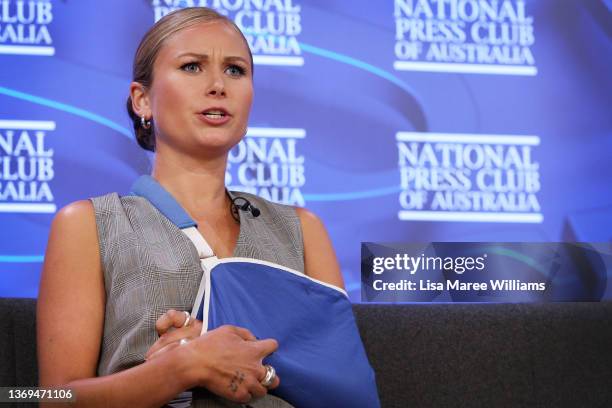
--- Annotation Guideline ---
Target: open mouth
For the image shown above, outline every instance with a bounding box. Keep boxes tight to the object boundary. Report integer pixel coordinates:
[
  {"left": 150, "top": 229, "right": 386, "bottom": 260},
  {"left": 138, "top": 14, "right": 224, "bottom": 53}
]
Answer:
[{"left": 201, "top": 109, "right": 228, "bottom": 119}]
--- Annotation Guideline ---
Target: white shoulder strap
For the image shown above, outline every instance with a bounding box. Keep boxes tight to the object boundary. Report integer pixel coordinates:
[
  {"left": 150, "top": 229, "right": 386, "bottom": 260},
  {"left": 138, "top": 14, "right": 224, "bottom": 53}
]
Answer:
[
  {"left": 181, "top": 226, "right": 215, "bottom": 259},
  {"left": 180, "top": 226, "right": 217, "bottom": 334}
]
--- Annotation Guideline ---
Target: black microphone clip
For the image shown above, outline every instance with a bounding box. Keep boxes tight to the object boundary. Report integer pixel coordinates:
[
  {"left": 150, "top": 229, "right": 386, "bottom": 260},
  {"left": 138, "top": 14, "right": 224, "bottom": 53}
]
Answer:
[{"left": 231, "top": 196, "right": 260, "bottom": 221}]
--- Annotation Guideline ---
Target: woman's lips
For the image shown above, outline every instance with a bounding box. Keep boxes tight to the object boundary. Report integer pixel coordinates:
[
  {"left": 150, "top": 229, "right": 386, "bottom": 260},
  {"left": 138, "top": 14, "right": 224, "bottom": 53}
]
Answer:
[{"left": 198, "top": 109, "right": 231, "bottom": 126}]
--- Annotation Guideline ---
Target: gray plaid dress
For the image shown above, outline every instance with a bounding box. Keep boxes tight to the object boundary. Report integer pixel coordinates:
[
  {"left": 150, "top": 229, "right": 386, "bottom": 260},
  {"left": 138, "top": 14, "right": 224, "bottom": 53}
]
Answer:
[{"left": 91, "top": 191, "right": 304, "bottom": 408}]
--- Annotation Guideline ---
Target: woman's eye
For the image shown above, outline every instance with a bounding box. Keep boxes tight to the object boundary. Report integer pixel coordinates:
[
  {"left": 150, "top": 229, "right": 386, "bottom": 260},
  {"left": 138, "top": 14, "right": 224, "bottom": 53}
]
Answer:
[
  {"left": 181, "top": 62, "right": 201, "bottom": 73},
  {"left": 226, "top": 65, "right": 246, "bottom": 77}
]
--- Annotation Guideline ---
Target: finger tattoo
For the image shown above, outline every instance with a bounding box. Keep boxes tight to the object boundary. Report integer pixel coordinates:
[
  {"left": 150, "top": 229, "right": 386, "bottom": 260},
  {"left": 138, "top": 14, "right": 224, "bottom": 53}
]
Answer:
[{"left": 229, "top": 370, "right": 245, "bottom": 393}]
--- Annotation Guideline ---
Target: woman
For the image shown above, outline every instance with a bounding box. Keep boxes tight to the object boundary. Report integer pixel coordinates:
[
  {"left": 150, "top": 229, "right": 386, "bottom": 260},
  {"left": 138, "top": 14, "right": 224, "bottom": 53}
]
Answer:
[{"left": 37, "top": 7, "right": 345, "bottom": 408}]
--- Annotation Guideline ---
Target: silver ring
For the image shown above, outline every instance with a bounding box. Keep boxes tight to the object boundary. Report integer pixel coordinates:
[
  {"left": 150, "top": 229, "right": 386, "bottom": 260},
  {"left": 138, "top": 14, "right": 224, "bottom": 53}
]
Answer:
[
  {"left": 260, "top": 365, "right": 276, "bottom": 388},
  {"left": 179, "top": 338, "right": 189, "bottom": 346},
  {"left": 182, "top": 311, "right": 191, "bottom": 327}
]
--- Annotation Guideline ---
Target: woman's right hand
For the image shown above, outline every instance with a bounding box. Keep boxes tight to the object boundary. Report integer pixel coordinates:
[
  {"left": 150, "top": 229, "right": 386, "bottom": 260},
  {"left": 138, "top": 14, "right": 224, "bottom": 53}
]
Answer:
[
  {"left": 146, "top": 312, "right": 280, "bottom": 404},
  {"left": 187, "top": 325, "right": 280, "bottom": 403}
]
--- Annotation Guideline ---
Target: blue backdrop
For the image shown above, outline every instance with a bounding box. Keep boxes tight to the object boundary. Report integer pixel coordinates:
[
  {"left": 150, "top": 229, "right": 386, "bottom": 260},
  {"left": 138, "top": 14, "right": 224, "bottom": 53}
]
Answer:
[{"left": 1, "top": 0, "right": 611, "bottom": 301}]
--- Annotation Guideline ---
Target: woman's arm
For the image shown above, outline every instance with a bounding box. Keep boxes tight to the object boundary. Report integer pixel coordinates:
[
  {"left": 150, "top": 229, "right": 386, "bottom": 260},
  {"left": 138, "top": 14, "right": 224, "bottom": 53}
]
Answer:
[
  {"left": 295, "top": 207, "right": 345, "bottom": 290},
  {"left": 37, "top": 200, "right": 195, "bottom": 407},
  {"left": 37, "top": 201, "right": 277, "bottom": 407}
]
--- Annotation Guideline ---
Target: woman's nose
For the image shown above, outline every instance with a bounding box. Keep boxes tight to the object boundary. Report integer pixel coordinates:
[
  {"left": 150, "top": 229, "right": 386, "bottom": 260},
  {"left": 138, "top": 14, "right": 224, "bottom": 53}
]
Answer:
[{"left": 207, "top": 71, "right": 226, "bottom": 97}]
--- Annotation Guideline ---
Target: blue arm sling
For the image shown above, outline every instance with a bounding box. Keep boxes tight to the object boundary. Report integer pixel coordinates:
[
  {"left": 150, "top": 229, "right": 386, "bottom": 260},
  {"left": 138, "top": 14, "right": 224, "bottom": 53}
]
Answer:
[{"left": 131, "top": 176, "right": 380, "bottom": 408}]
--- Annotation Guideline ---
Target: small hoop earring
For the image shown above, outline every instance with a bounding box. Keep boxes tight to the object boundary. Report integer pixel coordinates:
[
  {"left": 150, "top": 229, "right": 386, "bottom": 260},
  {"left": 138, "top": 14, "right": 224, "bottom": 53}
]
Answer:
[{"left": 141, "top": 116, "right": 152, "bottom": 130}]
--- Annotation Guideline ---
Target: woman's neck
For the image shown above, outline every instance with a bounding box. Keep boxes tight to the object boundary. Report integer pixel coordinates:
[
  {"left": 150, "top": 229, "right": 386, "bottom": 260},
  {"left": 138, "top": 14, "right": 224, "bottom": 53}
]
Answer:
[{"left": 151, "top": 150, "right": 229, "bottom": 221}]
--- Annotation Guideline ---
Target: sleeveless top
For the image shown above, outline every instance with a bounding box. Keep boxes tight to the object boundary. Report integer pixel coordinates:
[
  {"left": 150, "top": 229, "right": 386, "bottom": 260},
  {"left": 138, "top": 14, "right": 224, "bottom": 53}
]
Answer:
[{"left": 91, "top": 179, "right": 304, "bottom": 408}]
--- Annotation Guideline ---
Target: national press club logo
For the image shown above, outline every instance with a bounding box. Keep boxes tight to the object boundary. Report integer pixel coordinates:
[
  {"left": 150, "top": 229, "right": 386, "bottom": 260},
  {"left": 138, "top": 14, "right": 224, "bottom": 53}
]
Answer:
[
  {"left": 393, "top": 0, "right": 537, "bottom": 75},
  {"left": 396, "top": 132, "right": 542, "bottom": 223},
  {"left": 0, "top": 120, "right": 56, "bottom": 214},
  {"left": 151, "top": 0, "right": 304, "bottom": 66},
  {"left": 226, "top": 127, "right": 306, "bottom": 206},
  {"left": 0, "top": 0, "right": 55, "bottom": 56}
]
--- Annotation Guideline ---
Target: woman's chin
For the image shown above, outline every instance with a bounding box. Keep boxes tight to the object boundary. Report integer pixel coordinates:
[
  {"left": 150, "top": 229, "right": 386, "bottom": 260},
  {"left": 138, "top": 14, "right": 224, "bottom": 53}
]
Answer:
[
  {"left": 188, "top": 137, "right": 239, "bottom": 158},
  {"left": 156, "top": 128, "right": 242, "bottom": 158},
  {"left": 195, "top": 128, "right": 242, "bottom": 146}
]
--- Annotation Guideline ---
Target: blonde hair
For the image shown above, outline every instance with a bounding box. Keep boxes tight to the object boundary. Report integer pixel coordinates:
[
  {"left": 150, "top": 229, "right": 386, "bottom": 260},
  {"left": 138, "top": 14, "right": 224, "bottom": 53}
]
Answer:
[{"left": 127, "top": 7, "right": 253, "bottom": 151}]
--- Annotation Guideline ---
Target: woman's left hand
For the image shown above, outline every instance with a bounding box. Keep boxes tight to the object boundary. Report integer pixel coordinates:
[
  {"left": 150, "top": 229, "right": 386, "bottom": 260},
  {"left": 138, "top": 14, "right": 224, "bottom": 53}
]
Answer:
[{"left": 145, "top": 309, "right": 201, "bottom": 360}]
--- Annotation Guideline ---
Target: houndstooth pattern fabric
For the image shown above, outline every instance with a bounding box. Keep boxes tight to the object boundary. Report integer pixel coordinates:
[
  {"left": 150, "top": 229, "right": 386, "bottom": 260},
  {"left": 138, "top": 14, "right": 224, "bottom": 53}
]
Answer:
[
  {"left": 91, "top": 191, "right": 303, "bottom": 407},
  {"left": 230, "top": 191, "right": 304, "bottom": 274}
]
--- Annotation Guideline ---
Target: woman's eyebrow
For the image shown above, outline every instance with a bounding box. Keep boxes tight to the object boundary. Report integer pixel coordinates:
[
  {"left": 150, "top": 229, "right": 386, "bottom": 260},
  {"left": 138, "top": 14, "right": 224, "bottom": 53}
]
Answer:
[
  {"left": 176, "top": 52, "right": 208, "bottom": 60},
  {"left": 176, "top": 52, "right": 249, "bottom": 65},
  {"left": 224, "top": 56, "right": 249, "bottom": 65}
]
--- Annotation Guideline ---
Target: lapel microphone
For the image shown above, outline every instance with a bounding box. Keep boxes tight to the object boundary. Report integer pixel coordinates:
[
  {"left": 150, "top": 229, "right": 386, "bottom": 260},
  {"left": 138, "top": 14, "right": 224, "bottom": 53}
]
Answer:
[{"left": 231, "top": 196, "right": 261, "bottom": 221}]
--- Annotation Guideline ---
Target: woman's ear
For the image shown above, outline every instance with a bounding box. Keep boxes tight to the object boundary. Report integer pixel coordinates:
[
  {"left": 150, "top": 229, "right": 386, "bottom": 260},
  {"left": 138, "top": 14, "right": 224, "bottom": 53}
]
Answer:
[{"left": 130, "top": 82, "right": 151, "bottom": 118}]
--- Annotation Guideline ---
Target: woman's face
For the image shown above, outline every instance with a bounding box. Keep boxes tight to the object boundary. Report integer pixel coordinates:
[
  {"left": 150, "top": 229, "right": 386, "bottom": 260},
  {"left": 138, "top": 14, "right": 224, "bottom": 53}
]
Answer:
[{"left": 147, "top": 21, "right": 253, "bottom": 158}]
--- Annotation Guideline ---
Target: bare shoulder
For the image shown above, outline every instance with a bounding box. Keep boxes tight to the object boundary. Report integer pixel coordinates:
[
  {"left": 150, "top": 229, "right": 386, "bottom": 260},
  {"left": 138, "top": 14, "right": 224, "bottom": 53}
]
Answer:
[
  {"left": 294, "top": 206, "right": 323, "bottom": 228},
  {"left": 52, "top": 199, "right": 96, "bottom": 226},
  {"left": 294, "top": 207, "right": 328, "bottom": 248},
  {"left": 294, "top": 207, "right": 345, "bottom": 290},
  {"left": 42, "top": 199, "right": 101, "bottom": 288},
  {"left": 44, "top": 199, "right": 99, "bottom": 271},
  {"left": 44, "top": 200, "right": 100, "bottom": 262}
]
